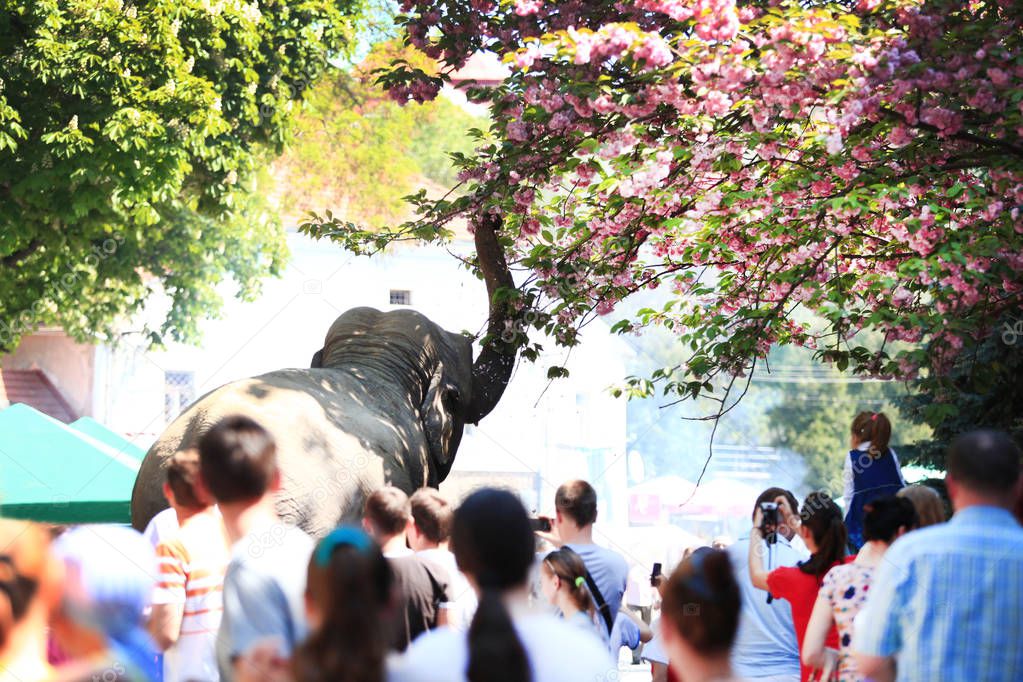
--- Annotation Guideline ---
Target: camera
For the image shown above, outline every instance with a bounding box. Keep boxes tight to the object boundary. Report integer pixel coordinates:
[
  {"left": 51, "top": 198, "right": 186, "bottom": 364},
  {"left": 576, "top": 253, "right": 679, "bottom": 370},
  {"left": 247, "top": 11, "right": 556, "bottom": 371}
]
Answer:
[
  {"left": 529, "top": 516, "right": 552, "bottom": 532},
  {"left": 759, "top": 501, "right": 779, "bottom": 545}
]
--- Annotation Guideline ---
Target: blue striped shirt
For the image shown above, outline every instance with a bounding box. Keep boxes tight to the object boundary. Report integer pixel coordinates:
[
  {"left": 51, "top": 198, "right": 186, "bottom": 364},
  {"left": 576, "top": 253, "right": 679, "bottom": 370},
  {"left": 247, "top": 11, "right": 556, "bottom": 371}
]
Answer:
[{"left": 854, "top": 505, "right": 1023, "bottom": 681}]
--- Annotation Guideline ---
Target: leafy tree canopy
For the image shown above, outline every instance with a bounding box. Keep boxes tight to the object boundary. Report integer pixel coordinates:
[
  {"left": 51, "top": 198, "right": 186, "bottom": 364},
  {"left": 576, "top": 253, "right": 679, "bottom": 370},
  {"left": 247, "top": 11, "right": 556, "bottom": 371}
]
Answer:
[
  {"left": 1, "top": 0, "right": 368, "bottom": 349},
  {"left": 305, "top": 0, "right": 1023, "bottom": 466}
]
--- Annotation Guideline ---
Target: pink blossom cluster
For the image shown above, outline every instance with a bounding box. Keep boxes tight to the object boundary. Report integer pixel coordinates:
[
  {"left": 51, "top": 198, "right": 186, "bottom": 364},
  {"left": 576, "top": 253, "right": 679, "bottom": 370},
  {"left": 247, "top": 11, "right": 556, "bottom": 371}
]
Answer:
[
  {"left": 383, "top": 0, "right": 1023, "bottom": 383},
  {"left": 635, "top": 0, "right": 739, "bottom": 41},
  {"left": 565, "top": 25, "right": 673, "bottom": 69}
]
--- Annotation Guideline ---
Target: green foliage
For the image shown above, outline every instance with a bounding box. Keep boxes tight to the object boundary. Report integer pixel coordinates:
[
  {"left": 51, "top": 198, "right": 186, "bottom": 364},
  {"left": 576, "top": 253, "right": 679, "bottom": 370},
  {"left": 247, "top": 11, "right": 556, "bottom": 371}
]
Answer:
[
  {"left": 280, "top": 40, "right": 487, "bottom": 229},
  {"left": 0, "top": 0, "right": 367, "bottom": 349},
  {"left": 898, "top": 316, "right": 1023, "bottom": 470}
]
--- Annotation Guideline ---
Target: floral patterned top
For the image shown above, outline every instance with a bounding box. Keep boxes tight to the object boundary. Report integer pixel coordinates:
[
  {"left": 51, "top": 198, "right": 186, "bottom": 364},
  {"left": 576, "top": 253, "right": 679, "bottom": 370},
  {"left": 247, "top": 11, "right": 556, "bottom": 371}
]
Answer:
[{"left": 820, "top": 562, "right": 876, "bottom": 682}]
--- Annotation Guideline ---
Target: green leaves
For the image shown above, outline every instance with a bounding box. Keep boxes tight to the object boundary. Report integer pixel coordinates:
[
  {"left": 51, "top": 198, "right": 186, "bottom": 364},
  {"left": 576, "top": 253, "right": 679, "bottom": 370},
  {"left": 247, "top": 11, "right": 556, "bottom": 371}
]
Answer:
[{"left": 0, "top": 0, "right": 369, "bottom": 350}]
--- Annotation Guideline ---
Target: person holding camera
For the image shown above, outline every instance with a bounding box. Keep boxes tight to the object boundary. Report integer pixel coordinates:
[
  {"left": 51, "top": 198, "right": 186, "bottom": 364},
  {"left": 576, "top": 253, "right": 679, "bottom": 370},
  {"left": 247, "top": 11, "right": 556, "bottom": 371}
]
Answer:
[
  {"left": 749, "top": 492, "right": 849, "bottom": 682},
  {"left": 727, "top": 488, "right": 809, "bottom": 681},
  {"left": 534, "top": 480, "right": 628, "bottom": 645}
]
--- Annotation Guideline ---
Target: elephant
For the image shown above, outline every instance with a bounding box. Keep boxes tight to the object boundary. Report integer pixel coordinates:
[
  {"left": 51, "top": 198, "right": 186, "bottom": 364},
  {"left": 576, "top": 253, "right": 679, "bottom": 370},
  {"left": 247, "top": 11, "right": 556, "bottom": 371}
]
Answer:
[{"left": 130, "top": 305, "right": 514, "bottom": 538}]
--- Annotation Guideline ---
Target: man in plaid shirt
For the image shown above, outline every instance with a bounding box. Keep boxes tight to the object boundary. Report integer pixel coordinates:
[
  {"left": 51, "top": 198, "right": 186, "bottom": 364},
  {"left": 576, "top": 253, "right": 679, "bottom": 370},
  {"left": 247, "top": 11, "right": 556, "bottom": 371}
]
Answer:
[{"left": 854, "top": 430, "right": 1023, "bottom": 681}]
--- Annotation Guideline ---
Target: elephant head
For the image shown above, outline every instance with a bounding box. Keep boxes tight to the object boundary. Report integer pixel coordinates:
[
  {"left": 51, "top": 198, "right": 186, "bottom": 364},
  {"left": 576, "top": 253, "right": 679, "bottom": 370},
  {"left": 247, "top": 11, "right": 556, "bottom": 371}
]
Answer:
[{"left": 308, "top": 306, "right": 507, "bottom": 485}]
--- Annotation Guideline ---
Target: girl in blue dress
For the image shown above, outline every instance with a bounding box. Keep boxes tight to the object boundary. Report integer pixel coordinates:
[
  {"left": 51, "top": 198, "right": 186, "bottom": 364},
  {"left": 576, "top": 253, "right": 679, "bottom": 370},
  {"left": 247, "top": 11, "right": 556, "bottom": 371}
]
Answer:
[{"left": 843, "top": 411, "right": 906, "bottom": 551}]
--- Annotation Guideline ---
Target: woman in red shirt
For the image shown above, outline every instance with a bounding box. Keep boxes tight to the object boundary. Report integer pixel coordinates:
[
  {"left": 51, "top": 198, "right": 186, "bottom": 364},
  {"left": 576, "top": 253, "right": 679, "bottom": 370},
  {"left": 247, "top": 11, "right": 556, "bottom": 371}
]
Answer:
[{"left": 748, "top": 491, "right": 848, "bottom": 682}]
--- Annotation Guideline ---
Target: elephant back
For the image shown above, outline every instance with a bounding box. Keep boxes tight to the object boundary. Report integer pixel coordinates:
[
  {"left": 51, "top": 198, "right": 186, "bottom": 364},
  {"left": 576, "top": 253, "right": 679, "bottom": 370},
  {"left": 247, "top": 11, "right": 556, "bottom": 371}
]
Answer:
[{"left": 130, "top": 368, "right": 430, "bottom": 538}]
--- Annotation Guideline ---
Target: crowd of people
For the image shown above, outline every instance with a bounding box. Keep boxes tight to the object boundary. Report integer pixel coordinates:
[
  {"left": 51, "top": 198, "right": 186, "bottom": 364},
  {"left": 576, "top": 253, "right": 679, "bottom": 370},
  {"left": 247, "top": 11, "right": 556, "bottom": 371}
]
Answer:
[{"left": 0, "top": 412, "right": 1020, "bottom": 682}]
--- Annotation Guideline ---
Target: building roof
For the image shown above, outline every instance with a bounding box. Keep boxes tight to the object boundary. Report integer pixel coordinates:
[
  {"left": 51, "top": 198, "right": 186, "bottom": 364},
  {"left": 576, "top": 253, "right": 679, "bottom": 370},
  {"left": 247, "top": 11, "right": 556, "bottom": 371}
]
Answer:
[{"left": 0, "top": 369, "right": 77, "bottom": 423}]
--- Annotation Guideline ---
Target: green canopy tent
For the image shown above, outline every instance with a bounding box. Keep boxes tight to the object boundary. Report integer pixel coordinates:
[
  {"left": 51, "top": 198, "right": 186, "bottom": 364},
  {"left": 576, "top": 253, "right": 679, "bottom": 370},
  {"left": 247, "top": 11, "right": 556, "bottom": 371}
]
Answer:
[
  {"left": 70, "top": 416, "right": 147, "bottom": 461},
  {"left": 0, "top": 403, "right": 140, "bottom": 523}
]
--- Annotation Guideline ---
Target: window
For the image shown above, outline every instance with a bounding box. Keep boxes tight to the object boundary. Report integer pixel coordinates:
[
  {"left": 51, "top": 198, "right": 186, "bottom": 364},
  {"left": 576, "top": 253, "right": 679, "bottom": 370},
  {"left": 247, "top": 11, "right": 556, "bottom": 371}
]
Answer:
[
  {"left": 164, "top": 371, "right": 196, "bottom": 423},
  {"left": 390, "top": 289, "right": 412, "bottom": 306}
]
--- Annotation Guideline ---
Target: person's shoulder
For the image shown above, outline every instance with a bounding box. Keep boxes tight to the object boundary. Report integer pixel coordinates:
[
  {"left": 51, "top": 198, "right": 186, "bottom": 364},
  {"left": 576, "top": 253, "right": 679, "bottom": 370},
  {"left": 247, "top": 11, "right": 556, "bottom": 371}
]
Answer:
[
  {"left": 155, "top": 533, "right": 187, "bottom": 560},
  {"left": 586, "top": 543, "right": 629, "bottom": 573},
  {"left": 391, "top": 626, "right": 466, "bottom": 680},
  {"left": 822, "top": 561, "right": 857, "bottom": 585},
  {"left": 520, "top": 613, "right": 613, "bottom": 662},
  {"left": 886, "top": 522, "right": 950, "bottom": 558}
]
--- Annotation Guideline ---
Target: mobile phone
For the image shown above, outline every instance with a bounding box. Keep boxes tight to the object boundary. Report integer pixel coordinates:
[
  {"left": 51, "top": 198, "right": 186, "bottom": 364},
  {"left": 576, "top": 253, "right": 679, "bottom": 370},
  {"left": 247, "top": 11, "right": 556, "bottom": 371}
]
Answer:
[
  {"left": 650, "top": 562, "right": 662, "bottom": 586},
  {"left": 529, "top": 517, "right": 552, "bottom": 532}
]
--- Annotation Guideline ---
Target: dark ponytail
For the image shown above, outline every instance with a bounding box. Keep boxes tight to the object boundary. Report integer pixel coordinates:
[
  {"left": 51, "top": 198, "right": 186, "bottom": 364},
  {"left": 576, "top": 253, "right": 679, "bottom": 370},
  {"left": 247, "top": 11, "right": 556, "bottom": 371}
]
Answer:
[
  {"left": 292, "top": 528, "right": 393, "bottom": 682},
  {"left": 798, "top": 492, "right": 847, "bottom": 578},
  {"left": 452, "top": 489, "right": 534, "bottom": 682},
  {"left": 851, "top": 410, "right": 892, "bottom": 459}
]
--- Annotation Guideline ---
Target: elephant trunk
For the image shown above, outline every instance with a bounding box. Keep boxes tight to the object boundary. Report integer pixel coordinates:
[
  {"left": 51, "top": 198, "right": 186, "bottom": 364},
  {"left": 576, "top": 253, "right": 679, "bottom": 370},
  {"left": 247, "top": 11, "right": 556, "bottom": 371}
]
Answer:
[{"left": 466, "top": 213, "right": 518, "bottom": 424}]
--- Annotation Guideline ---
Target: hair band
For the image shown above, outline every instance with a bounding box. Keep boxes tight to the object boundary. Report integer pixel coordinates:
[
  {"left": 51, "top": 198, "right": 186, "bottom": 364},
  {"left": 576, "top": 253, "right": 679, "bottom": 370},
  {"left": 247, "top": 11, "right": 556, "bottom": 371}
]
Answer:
[
  {"left": 314, "top": 526, "right": 373, "bottom": 567},
  {"left": 871, "top": 413, "right": 878, "bottom": 421},
  {"left": 574, "top": 576, "right": 586, "bottom": 588}
]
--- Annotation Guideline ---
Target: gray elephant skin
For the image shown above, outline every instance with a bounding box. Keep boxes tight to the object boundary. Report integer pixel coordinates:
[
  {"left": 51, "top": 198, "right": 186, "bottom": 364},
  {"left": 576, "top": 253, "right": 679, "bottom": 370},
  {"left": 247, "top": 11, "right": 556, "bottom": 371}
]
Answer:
[{"left": 130, "top": 306, "right": 509, "bottom": 538}]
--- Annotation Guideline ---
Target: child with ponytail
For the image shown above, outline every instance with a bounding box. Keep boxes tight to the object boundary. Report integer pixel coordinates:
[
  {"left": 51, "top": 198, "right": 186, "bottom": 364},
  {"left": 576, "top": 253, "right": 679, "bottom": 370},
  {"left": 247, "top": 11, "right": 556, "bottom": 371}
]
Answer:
[
  {"left": 749, "top": 491, "right": 849, "bottom": 682},
  {"left": 539, "top": 547, "right": 599, "bottom": 637},
  {"left": 390, "top": 488, "right": 613, "bottom": 682},
  {"left": 843, "top": 411, "right": 906, "bottom": 551}
]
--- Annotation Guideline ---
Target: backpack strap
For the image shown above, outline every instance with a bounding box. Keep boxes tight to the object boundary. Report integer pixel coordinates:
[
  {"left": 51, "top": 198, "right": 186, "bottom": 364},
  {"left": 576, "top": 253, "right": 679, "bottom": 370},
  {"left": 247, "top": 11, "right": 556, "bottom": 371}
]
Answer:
[{"left": 582, "top": 569, "right": 614, "bottom": 636}]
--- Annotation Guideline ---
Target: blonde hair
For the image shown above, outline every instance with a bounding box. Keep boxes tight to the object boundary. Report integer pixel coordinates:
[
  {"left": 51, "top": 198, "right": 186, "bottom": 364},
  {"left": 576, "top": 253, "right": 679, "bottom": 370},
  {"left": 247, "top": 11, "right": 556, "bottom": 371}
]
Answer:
[{"left": 897, "top": 485, "right": 946, "bottom": 527}]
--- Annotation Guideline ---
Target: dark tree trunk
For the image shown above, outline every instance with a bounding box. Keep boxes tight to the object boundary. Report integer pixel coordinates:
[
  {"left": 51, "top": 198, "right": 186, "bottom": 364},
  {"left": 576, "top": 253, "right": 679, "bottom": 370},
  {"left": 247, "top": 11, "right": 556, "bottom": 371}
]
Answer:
[{"left": 467, "top": 213, "right": 518, "bottom": 423}]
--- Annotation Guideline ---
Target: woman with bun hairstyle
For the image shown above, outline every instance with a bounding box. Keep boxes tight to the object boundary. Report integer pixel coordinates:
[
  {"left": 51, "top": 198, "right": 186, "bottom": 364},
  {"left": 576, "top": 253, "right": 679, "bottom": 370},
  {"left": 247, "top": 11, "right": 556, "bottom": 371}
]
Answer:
[
  {"left": 0, "top": 520, "right": 61, "bottom": 682},
  {"left": 660, "top": 547, "right": 742, "bottom": 682},
  {"left": 390, "top": 488, "right": 613, "bottom": 682},
  {"left": 539, "top": 547, "right": 599, "bottom": 637},
  {"left": 749, "top": 491, "right": 849, "bottom": 682},
  {"left": 843, "top": 411, "right": 906, "bottom": 551}
]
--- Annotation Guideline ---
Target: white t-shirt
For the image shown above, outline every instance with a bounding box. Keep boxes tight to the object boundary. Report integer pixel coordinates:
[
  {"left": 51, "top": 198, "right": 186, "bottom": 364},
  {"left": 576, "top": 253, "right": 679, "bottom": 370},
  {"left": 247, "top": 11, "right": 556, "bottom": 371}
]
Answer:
[
  {"left": 389, "top": 612, "right": 615, "bottom": 682},
  {"left": 152, "top": 510, "right": 230, "bottom": 682},
  {"left": 143, "top": 507, "right": 180, "bottom": 549},
  {"left": 417, "top": 547, "right": 478, "bottom": 632}
]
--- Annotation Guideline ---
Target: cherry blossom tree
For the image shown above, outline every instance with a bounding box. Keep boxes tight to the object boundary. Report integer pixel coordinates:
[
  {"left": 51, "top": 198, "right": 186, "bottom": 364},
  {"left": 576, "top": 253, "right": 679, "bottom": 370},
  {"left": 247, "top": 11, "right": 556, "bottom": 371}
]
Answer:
[{"left": 304, "top": 0, "right": 1023, "bottom": 432}]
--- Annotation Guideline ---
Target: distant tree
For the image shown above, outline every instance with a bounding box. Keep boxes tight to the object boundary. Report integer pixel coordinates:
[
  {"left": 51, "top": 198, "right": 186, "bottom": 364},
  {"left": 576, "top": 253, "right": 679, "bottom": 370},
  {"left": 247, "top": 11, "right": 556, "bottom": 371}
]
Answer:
[
  {"left": 0, "top": 0, "right": 368, "bottom": 349},
  {"left": 276, "top": 40, "right": 488, "bottom": 228}
]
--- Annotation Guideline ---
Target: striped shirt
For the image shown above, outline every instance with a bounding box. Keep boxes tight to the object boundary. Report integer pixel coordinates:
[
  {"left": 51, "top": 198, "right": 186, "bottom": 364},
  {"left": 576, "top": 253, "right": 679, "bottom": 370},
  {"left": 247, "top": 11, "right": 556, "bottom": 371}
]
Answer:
[
  {"left": 854, "top": 505, "right": 1023, "bottom": 681},
  {"left": 153, "top": 509, "right": 230, "bottom": 682}
]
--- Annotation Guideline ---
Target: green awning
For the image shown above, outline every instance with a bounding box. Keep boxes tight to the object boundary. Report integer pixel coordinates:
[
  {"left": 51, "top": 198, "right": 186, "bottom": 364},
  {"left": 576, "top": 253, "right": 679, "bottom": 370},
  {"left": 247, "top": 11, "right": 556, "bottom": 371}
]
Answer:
[
  {"left": 0, "top": 403, "right": 140, "bottom": 524},
  {"left": 70, "top": 416, "right": 147, "bottom": 461}
]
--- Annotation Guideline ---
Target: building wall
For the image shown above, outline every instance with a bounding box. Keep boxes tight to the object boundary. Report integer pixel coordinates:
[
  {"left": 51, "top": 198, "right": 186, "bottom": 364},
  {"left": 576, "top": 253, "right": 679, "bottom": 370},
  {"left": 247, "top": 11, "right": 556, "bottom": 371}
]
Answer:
[{"left": 1, "top": 331, "right": 94, "bottom": 418}]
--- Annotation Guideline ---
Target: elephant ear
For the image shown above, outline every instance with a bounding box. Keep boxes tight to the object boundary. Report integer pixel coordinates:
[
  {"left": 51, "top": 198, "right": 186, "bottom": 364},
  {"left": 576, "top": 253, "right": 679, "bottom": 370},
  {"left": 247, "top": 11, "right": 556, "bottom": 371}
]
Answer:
[
  {"left": 311, "top": 348, "right": 324, "bottom": 368},
  {"left": 421, "top": 362, "right": 461, "bottom": 482}
]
